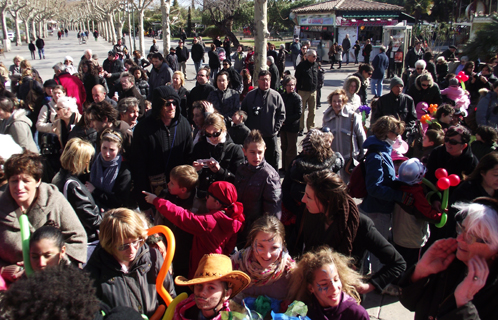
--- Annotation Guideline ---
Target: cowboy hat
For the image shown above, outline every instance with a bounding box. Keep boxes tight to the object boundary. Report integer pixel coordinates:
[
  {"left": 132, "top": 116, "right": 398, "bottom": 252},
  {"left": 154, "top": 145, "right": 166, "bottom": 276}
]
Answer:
[{"left": 175, "top": 254, "right": 250, "bottom": 298}]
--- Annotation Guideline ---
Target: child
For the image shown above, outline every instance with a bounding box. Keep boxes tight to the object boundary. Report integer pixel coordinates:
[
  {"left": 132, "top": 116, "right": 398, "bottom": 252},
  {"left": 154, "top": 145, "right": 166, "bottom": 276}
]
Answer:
[
  {"left": 144, "top": 181, "right": 244, "bottom": 278},
  {"left": 288, "top": 246, "right": 369, "bottom": 320},
  {"left": 174, "top": 254, "right": 251, "bottom": 320},
  {"left": 231, "top": 215, "right": 295, "bottom": 301},
  {"left": 429, "top": 104, "right": 454, "bottom": 131},
  {"left": 234, "top": 130, "right": 282, "bottom": 247},
  {"left": 471, "top": 125, "right": 498, "bottom": 160},
  {"left": 441, "top": 78, "right": 470, "bottom": 113},
  {"left": 228, "top": 110, "right": 250, "bottom": 146},
  {"left": 420, "top": 129, "right": 444, "bottom": 165},
  {"left": 439, "top": 72, "right": 455, "bottom": 90}
]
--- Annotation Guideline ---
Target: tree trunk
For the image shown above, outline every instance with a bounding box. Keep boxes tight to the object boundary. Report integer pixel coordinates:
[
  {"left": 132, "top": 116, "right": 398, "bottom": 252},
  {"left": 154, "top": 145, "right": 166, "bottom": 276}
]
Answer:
[
  {"left": 138, "top": 10, "right": 145, "bottom": 53},
  {"left": 24, "top": 19, "right": 30, "bottom": 43},
  {"left": 127, "top": 10, "right": 134, "bottom": 52},
  {"left": 253, "top": 0, "right": 268, "bottom": 81},
  {"left": 31, "top": 19, "right": 36, "bottom": 40},
  {"left": 14, "top": 11, "right": 21, "bottom": 46},
  {"left": 38, "top": 20, "right": 42, "bottom": 38},
  {"left": 1, "top": 10, "right": 8, "bottom": 40},
  {"left": 109, "top": 14, "right": 117, "bottom": 44},
  {"left": 161, "top": 0, "right": 172, "bottom": 55},
  {"left": 103, "top": 20, "right": 108, "bottom": 41}
]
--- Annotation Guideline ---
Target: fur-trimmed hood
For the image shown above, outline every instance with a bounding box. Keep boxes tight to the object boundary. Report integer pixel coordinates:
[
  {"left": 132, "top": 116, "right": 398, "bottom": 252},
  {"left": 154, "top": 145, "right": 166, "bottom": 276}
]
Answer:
[
  {"left": 343, "top": 76, "right": 361, "bottom": 99},
  {"left": 415, "top": 72, "right": 435, "bottom": 91}
]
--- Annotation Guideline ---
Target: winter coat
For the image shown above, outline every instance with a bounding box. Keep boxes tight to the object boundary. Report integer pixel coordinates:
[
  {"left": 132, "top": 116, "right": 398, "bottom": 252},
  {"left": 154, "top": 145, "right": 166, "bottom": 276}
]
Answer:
[
  {"left": 175, "top": 294, "right": 229, "bottom": 320},
  {"left": 0, "top": 109, "right": 38, "bottom": 153},
  {"left": 153, "top": 197, "right": 243, "bottom": 278},
  {"left": 85, "top": 243, "right": 176, "bottom": 318},
  {"left": 407, "top": 74, "right": 442, "bottom": 107},
  {"left": 54, "top": 72, "right": 87, "bottom": 113},
  {"left": 231, "top": 51, "right": 246, "bottom": 71},
  {"left": 90, "top": 162, "right": 132, "bottom": 210},
  {"left": 149, "top": 43, "right": 159, "bottom": 54},
  {"left": 476, "top": 91, "right": 498, "bottom": 128},
  {"left": 241, "top": 88, "right": 286, "bottom": 137},
  {"left": 425, "top": 60, "right": 437, "bottom": 84},
  {"left": 225, "top": 67, "right": 243, "bottom": 93},
  {"left": 35, "top": 38, "right": 44, "bottom": 49},
  {"left": 359, "top": 135, "right": 403, "bottom": 214},
  {"left": 36, "top": 100, "right": 57, "bottom": 133},
  {"left": 208, "top": 50, "right": 220, "bottom": 71},
  {"left": 187, "top": 82, "right": 216, "bottom": 121},
  {"left": 295, "top": 59, "right": 318, "bottom": 92},
  {"left": 102, "top": 59, "right": 125, "bottom": 89},
  {"left": 323, "top": 106, "right": 365, "bottom": 163},
  {"left": 148, "top": 63, "right": 172, "bottom": 100},
  {"left": 425, "top": 144, "right": 478, "bottom": 185},
  {"left": 191, "top": 43, "right": 205, "bottom": 62},
  {"left": 191, "top": 134, "right": 245, "bottom": 192},
  {"left": 82, "top": 73, "right": 100, "bottom": 103},
  {"left": 280, "top": 91, "right": 302, "bottom": 133},
  {"left": 471, "top": 140, "right": 497, "bottom": 161},
  {"left": 207, "top": 88, "right": 240, "bottom": 120},
  {"left": 436, "top": 62, "right": 449, "bottom": 83},
  {"left": 110, "top": 83, "right": 146, "bottom": 118},
  {"left": 372, "top": 91, "right": 417, "bottom": 129},
  {"left": 135, "top": 79, "right": 149, "bottom": 99},
  {"left": 228, "top": 123, "right": 250, "bottom": 146},
  {"left": 277, "top": 49, "right": 286, "bottom": 76},
  {"left": 268, "top": 63, "right": 280, "bottom": 91},
  {"left": 342, "top": 38, "right": 351, "bottom": 51},
  {"left": 52, "top": 169, "right": 102, "bottom": 242},
  {"left": 0, "top": 182, "right": 87, "bottom": 267},
  {"left": 166, "top": 53, "right": 178, "bottom": 72},
  {"left": 351, "top": 72, "right": 369, "bottom": 105},
  {"left": 343, "top": 76, "right": 362, "bottom": 112},
  {"left": 400, "top": 259, "right": 498, "bottom": 320},
  {"left": 170, "top": 85, "right": 189, "bottom": 119},
  {"left": 372, "top": 52, "right": 389, "bottom": 80},
  {"left": 176, "top": 46, "right": 189, "bottom": 63},
  {"left": 405, "top": 47, "right": 424, "bottom": 69},
  {"left": 290, "top": 41, "right": 301, "bottom": 56},
  {"left": 16, "top": 76, "right": 44, "bottom": 102}
]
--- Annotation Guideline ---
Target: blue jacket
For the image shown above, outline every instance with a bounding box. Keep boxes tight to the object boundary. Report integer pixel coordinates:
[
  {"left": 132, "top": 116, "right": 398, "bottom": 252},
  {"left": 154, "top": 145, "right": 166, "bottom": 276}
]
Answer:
[
  {"left": 359, "top": 135, "right": 403, "bottom": 214},
  {"left": 371, "top": 52, "right": 389, "bottom": 80}
]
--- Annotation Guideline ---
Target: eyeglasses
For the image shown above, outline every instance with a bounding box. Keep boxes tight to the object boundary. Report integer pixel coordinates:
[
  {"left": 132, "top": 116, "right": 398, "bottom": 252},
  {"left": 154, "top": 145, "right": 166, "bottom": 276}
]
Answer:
[
  {"left": 368, "top": 72, "right": 373, "bottom": 76},
  {"left": 444, "top": 137, "right": 464, "bottom": 145},
  {"left": 205, "top": 130, "right": 222, "bottom": 138},
  {"left": 164, "top": 101, "right": 177, "bottom": 107},
  {"left": 421, "top": 83, "right": 430, "bottom": 87},
  {"left": 456, "top": 222, "right": 487, "bottom": 245},
  {"left": 117, "top": 239, "right": 144, "bottom": 251}
]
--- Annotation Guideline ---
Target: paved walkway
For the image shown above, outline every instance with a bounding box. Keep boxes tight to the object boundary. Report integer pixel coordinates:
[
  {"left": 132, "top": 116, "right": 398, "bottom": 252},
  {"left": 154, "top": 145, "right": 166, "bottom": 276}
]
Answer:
[{"left": 2, "top": 32, "right": 415, "bottom": 320}]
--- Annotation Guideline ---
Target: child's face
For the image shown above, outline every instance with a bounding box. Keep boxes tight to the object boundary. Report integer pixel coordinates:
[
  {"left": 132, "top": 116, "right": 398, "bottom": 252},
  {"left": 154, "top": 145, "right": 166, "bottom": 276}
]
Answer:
[
  {"left": 168, "top": 177, "right": 183, "bottom": 196},
  {"left": 30, "top": 238, "right": 65, "bottom": 272},
  {"left": 232, "top": 113, "right": 242, "bottom": 125},
  {"left": 194, "top": 280, "right": 230, "bottom": 317},
  {"left": 422, "top": 135, "right": 435, "bottom": 148},
  {"left": 440, "top": 113, "right": 453, "bottom": 124},
  {"left": 252, "top": 232, "right": 283, "bottom": 269},
  {"left": 45, "top": 87, "right": 53, "bottom": 97},
  {"left": 206, "top": 194, "right": 222, "bottom": 211},
  {"left": 243, "top": 142, "right": 265, "bottom": 167},
  {"left": 309, "top": 263, "right": 342, "bottom": 308},
  {"left": 285, "top": 81, "right": 296, "bottom": 94}
]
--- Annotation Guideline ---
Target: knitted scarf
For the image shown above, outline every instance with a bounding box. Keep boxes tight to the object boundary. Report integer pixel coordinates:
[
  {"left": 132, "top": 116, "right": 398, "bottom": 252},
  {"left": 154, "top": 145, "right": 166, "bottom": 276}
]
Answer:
[
  {"left": 231, "top": 247, "right": 295, "bottom": 287},
  {"left": 90, "top": 152, "right": 122, "bottom": 194}
]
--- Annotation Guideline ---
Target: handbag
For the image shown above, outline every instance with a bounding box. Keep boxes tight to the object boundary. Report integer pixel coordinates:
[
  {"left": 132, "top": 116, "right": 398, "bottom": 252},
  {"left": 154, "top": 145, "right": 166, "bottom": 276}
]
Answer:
[{"left": 344, "top": 115, "right": 358, "bottom": 175}]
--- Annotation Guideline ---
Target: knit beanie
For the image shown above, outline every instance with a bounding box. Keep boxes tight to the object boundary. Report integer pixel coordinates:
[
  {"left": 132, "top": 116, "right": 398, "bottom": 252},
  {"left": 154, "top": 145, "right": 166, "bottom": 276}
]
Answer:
[{"left": 390, "top": 76, "right": 404, "bottom": 90}]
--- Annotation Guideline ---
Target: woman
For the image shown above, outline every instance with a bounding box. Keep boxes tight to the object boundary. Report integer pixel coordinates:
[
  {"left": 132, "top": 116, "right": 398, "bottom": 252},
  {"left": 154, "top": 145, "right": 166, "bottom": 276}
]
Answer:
[
  {"left": 207, "top": 71, "right": 240, "bottom": 122},
  {"left": 191, "top": 100, "right": 214, "bottom": 145},
  {"left": 343, "top": 76, "right": 361, "bottom": 112},
  {"left": 133, "top": 50, "right": 150, "bottom": 69},
  {"left": 0, "top": 151, "right": 87, "bottom": 283},
  {"left": 8, "top": 55, "right": 22, "bottom": 94},
  {"left": 16, "top": 68, "right": 44, "bottom": 109},
  {"left": 191, "top": 112, "right": 245, "bottom": 195},
  {"left": 29, "top": 224, "right": 68, "bottom": 272},
  {"left": 322, "top": 89, "right": 366, "bottom": 184},
  {"left": 209, "top": 44, "right": 221, "bottom": 80},
  {"left": 400, "top": 197, "right": 498, "bottom": 320},
  {"left": 408, "top": 60, "right": 427, "bottom": 89},
  {"left": 231, "top": 214, "right": 295, "bottom": 300},
  {"left": 64, "top": 56, "right": 77, "bottom": 75},
  {"left": 85, "top": 129, "right": 132, "bottom": 210},
  {"left": 52, "top": 138, "right": 102, "bottom": 243},
  {"left": 80, "top": 61, "right": 99, "bottom": 104},
  {"left": 328, "top": 43, "right": 337, "bottom": 69},
  {"left": 129, "top": 66, "right": 149, "bottom": 98},
  {"left": 169, "top": 71, "right": 189, "bottom": 120},
  {"left": 408, "top": 72, "right": 442, "bottom": 109},
  {"left": 52, "top": 96, "right": 81, "bottom": 149},
  {"left": 124, "top": 59, "right": 137, "bottom": 71},
  {"left": 280, "top": 75, "right": 302, "bottom": 171},
  {"left": 353, "top": 41, "right": 361, "bottom": 65},
  {"left": 240, "top": 69, "right": 254, "bottom": 101},
  {"left": 84, "top": 208, "right": 176, "bottom": 318},
  {"left": 288, "top": 246, "right": 369, "bottom": 320},
  {"left": 0, "top": 95, "right": 38, "bottom": 153}
]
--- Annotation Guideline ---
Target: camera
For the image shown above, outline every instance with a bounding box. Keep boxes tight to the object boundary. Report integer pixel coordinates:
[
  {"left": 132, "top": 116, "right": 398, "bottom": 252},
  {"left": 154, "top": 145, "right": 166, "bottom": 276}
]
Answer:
[{"left": 253, "top": 106, "right": 261, "bottom": 116}]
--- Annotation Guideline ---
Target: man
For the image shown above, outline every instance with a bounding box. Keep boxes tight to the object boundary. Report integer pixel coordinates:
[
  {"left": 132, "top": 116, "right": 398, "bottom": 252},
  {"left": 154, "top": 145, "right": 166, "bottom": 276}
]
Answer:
[
  {"left": 241, "top": 70, "right": 286, "bottom": 170},
  {"left": 180, "top": 29, "right": 187, "bottom": 43},
  {"left": 342, "top": 34, "right": 351, "bottom": 65},
  {"left": 102, "top": 50, "right": 125, "bottom": 89},
  {"left": 109, "top": 71, "right": 146, "bottom": 119},
  {"left": 290, "top": 37, "right": 301, "bottom": 69},
  {"left": 92, "top": 84, "right": 117, "bottom": 108},
  {"left": 231, "top": 45, "right": 246, "bottom": 73},
  {"left": 371, "top": 46, "right": 390, "bottom": 98},
  {"left": 113, "top": 38, "right": 128, "bottom": 60},
  {"left": 117, "top": 97, "right": 140, "bottom": 129},
  {"left": 440, "top": 45, "right": 458, "bottom": 62},
  {"left": 267, "top": 43, "right": 278, "bottom": 64},
  {"left": 363, "top": 39, "right": 373, "bottom": 64},
  {"left": 351, "top": 63, "right": 373, "bottom": 105},
  {"left": 85, "top": 100, "right": 133, "bottom": 158},
  {"left": 53, "top": 62, "right": 86, "bottom": 113},
  {"left": 222, "top": 60, "right": 243, "bottom": 93},
  {"left": 213, "top": 36, "right": 222, "bottom": 48},
  {"left": 371, "top": 76, "right": 417, "bottom": 138},
  {"left": 176, "top": 40, "right": 190, "bottom": 79},
  {"left": 35, "top": 35, "right": 45, "bottom": 59},
  {"left": 191, "top": 37, "right": 205, "bottom": 75},
  {"left": 267, "top": 56, "right": 280, "bottom": 91},
  {"left": 187, "top": 67, "right": 215, "bottom": 122},
  {"left": 295, "top": 49, "right": 318, "bottom": 136},
  {"left": 295, "top": 43, "right": 309, "bottom": 67},
  {"left": 149, "top": 52, "right": 172, "bottom": 100},
  {"left": 131, "top": 85, "right": 193, "bottom": 210},
  {"left": 166, "top": 47, "right": 178, "bottom": 72},
  {"left": 405, "top": 41, "right": 424, "bottom": 69}
]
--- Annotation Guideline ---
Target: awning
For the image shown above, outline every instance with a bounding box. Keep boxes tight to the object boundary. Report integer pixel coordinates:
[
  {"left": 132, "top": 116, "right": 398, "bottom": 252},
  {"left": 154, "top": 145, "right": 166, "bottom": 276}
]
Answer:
[{"left": 342, "top": 13, "right": 399, "bottom": 18}]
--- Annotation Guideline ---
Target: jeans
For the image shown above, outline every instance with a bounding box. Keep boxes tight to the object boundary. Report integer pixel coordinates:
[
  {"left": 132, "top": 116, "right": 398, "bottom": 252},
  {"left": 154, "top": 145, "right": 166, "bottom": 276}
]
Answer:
[
  {"left": 38, "top": 47, "right": 45, "bottom": 59},
  {"left": 343, "top": 51, "right": 350, "bottom": 64},
  {"left": 298, "top": 90, "right": 317, "bottom": 131},
  {"left": 371, "top": 77, "right": 384, "bottom": 97},
  {"left": 194, "top": 60, "right": 202, "bottom": 75}
]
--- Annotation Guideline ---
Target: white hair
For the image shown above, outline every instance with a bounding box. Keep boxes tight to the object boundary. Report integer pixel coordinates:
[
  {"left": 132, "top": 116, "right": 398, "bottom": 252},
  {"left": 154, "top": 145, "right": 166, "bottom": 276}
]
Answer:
[
  {"left": 306, "top": 49, "right": 317, "bottom": 57},
  {"left": 56, "top": 96, "right": 79, "bottom": 114},
  {"left": 453, "top": 201, "right": 498, "bottom": 250},
  {"left": 415, "top": 60, "right": 427, "bottom": 69},
  {"left": 267, "top": 56, "right": 274, "bottom": 64}
]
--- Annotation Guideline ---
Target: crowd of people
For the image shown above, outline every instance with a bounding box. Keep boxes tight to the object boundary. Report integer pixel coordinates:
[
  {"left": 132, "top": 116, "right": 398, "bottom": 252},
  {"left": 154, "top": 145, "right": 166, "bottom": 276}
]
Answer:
[{"left": 1, "top": 32, "right": 498, "bottom": 320}]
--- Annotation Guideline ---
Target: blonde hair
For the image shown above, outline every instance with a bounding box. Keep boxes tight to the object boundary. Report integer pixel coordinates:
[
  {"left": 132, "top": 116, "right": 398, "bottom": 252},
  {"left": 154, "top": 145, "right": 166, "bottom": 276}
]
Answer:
[
  {"left": 170, "top": 165, "right": 199, "bottom": 192},
  {"left": 21, "top": 68, "right": 32, "bottom": 78},
  {"left": 245, "top": 214, "right": 286, "bottom": 248},
  {"left": 13, "top": 55, "right": 23, "bottom": 63},
  {"left": 288, "top": 246, "right": 363, "bottom": 304},
  {"left": 60, "top": 138, "right": 95, "bottom": 175},
  {"left": 173, "top": 71, "right": 185, "bottom": 87},
  {"left": 371, "top": 115, "right": 405, "bottom": 140},
  {"left": 203, "top": 112, "right": 226, "bottom": 133},
  {"left": 99, "top": 208, "right": 148, "bottom": 255}
]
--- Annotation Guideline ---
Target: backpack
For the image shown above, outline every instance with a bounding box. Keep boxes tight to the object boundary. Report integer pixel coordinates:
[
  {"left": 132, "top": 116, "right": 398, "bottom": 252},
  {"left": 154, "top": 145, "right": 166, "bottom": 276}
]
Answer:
[{"left": 347, "top": 150, "right": 383, "bottom": 199}]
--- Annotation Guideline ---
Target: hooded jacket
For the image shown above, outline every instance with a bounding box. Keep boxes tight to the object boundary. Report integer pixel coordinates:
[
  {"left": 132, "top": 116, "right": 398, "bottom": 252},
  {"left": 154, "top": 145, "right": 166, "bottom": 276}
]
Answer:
[
  {"left": 207, "top": 88, "right": 240, "bottom": 120},
  {"left": 153, "top": 197, "right": 243, "bottom": 278},
  {"left": 351, "top": 72, "right": 369, "bottom": 105},
  {"left": 343, "top": 76, "right": 361, "bottom": 112},
  {"left": 191, "top": 43, "right": 205, "bottom": 62},
  {"left": 0, "top": 109, "right": 38, "bottom": 153},
  {"left": 131, "top": 86, "right": 193, "bottom": 209},
  {"left": 407, "top": 74, "right": 442, "bottom": 107}
]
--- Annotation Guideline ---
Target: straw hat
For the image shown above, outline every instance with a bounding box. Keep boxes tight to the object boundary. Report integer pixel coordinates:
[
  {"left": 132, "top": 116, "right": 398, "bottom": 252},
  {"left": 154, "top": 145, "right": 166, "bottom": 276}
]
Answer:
[{"left": 175, "top": 254, "right": 250, "bottom": 298}]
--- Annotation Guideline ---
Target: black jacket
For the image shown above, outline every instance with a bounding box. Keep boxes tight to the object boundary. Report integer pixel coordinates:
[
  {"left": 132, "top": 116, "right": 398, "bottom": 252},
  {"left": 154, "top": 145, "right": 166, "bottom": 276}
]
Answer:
[
  {"left": 208, "top": 50, "right": 220, "bottom": 70},
  {"left": 352, "top": 72, "right": 368, "bottom": 105},
  {"left": 91, "top": 162, "right": 132, "bottom": 210},
  {"left": 191, "top": 43, "right": 205, "bottom": 62},
  {"left": 405, "top": 47, "right": 424, "bottom": 69},
  {"left": 35, "top": 38, "right": 44, "bottom": 49},
  {"left": 166, "top": 53, "right": 178, "bottom": 72},
  {"left": 176, "top": 46, "right": 189, "bottom": 63},
  {"left": 268, "top": 63, "right": 280, "bottom": 91},
  {"left": 85, "top": 243, "right": 176, "bottom": 318},
  {"left": 228, "top": 123, "right": 250, "bottom": 146},
  {"left": 280, "top": 91, "right": 302, "bottom": 133},
  {"left": 225, "top": 67, "right": 243, "bottom": 93},
  {"left": 426, "top": 144, "right": 478, "bottom": 186},
  {"left": 52, "top": 169, "right": 102, "bottom": 242},
  {"left": 295, "top": 59, "right": 318, "bottom": 92},
  {"left": 110, "top": 83, "right": 146, "bottom": 118},
  {"left": 102, "top": 59, "right": 125, "bottom": 88},
  {"left": 408, "top": 75, "right": 443, "bottom": 107},
  {"left": 372, "top": 91, "right": 417, "bottom": 129}
]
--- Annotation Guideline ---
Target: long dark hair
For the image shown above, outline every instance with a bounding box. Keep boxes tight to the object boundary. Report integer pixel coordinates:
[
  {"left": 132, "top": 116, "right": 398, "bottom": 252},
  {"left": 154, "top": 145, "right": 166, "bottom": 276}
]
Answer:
[
  {"left": 466, "top": 152, "right": 498, "bottom": 183},
  {"left": 30, "top": 224, "right": 65, "bottom": 251}
]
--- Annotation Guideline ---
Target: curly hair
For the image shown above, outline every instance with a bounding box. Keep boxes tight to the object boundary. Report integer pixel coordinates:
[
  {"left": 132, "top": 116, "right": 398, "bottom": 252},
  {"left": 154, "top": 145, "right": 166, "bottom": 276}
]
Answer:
[
  {"left": 327, "top": 89, "right": 349, "bottom": 106},
  {"left": 0, "top": 267, "right": 100, "bottom": 320},
  {"left": 4, "top": 150, "right": 43, "bottom": 181},
  {"left": 288, "top": 246, "right": 363, "bottom": 305}
]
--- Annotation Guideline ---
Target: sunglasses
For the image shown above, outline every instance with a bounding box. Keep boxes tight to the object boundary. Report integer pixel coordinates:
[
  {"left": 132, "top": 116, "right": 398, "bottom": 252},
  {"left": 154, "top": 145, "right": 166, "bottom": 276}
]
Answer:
[
  {"left": 456, "top": 222, "right": 487, "bottom": 245},
  {"left": 117, "top": 239, "right": 143, "bottom": 251},
  {"left": 164, "top": 101, "right": 177, "bottom": 107},
  {"left": 205, "top": 130, "right": 222, "bottom": 138},
  {"left": 444, "top": 137, "right": 464, "bottom": 145},
  {"left": 368, "top": 72, "right": 373, "bottom": 76},
  {"left": 421, "top": 83, "right": 430, "bottom": 87}
]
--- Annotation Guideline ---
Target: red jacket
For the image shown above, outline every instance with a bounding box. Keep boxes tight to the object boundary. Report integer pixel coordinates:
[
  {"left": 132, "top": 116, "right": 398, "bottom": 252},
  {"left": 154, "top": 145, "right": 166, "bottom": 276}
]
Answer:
[
  {"left": 55, "top": 73, "right": 87, "bottom": 113},
  {"left": 153, "top": 197, "right": 243, "bottom": 278},
  {"left": 399, "top": 183, "right": 441, "bottom": 221}
]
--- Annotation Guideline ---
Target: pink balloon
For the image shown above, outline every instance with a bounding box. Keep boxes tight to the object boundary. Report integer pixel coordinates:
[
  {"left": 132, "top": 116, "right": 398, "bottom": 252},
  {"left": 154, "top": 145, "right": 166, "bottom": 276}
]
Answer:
[
  {"left": 448, "top": 174, "right": 461, "bottom": 187},
  {"left": 435, "top": 168, "right": 448, "bottom": 179},
  {"left": 437, "top": 178, "right": 451, "bottom": 190}
]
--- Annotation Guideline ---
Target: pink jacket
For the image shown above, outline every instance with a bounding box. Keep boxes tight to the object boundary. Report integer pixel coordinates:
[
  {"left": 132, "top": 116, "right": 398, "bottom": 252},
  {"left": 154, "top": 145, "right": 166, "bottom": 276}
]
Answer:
[
  {"left": 174, "top": 294, "right": 229, "bottom": 320},
  {"left": 441, "top": 86, "right": 470, "bottom": 111},
  {"left": 153, "top": 198, "right": 243, "bottom": 278},
  {"left": 55, "top": 73, "right": 87, "bottom": 113}
]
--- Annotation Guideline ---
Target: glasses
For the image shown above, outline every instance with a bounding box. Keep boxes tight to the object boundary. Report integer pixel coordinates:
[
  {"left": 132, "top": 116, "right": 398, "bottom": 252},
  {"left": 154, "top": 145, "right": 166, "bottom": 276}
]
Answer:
[
  {"left": 456, "top": 222, "right": 487, "bottom": 245},
  {"left": 444, "top": 137, "right": 464, "bottom": 145},
  {"left": 205, "top": 130, "right": 222, "bottom": 138},
  {"left": 164, "top": 101, "right": 177, "bottom": 107},
  {"left": 368, "top": 72, "right": 373, "bottom": 76},
  {"left": 421, "top": 83, "right": 430, "bottom": 87},
  {"left": 117, "top": 239, "right": 143, "bottom": 251}
]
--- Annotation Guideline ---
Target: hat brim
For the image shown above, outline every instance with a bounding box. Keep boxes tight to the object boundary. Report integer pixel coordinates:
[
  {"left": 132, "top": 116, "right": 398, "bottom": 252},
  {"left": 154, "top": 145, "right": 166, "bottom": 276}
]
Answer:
[{"left": 175, "top": 271, "right": 251, "bottom": 298}]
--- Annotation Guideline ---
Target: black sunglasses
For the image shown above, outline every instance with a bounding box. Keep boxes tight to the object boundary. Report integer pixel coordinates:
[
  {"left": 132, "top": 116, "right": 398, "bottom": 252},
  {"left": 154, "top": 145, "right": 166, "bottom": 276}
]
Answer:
[
  {"left": 205, "top": 131, "right": 222, "bottom": 138},
  {"left": 164, "top": 101, "right": 177, "bottom": 107},
  {"left": 444, "top": 137, "right": 464, "bottom": 145}
]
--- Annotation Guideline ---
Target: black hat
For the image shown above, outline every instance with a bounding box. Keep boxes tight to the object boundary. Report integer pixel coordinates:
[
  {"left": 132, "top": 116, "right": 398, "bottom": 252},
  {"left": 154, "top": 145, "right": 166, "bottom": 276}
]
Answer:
[
  {"left": 151, "top": 85, "right": 181, "bottom": 118},
  {"left": 43, "top": 79, "right": 58, "bottom": 88},
  {"left": 449, "top": 45, "right": 457, "bottom": 50},
  {"left": 108, "top": 50, "right": 116, "bottom": 56}
]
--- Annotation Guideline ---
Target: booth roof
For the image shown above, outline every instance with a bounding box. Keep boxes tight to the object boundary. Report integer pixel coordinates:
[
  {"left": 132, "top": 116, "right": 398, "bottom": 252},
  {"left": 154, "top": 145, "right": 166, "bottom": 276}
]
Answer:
[{"left": 292, "top": 0, "right": 405, "bottom": 14}]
